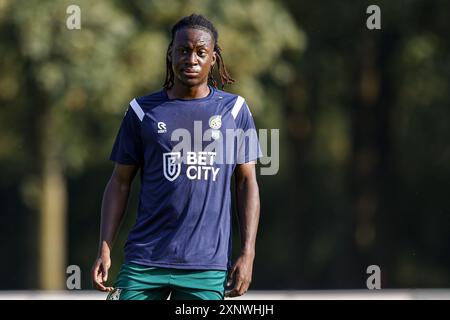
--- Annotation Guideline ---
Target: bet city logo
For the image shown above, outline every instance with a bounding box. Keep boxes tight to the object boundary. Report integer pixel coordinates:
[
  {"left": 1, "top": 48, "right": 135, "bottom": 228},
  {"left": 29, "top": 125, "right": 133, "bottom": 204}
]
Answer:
[{"left": 163, "top": 151, "right": 220, "bottom": 182}]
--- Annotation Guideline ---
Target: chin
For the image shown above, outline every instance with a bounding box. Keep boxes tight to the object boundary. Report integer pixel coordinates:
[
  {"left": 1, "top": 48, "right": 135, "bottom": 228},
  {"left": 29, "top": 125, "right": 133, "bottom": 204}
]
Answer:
[{"left": 177, "top": 75, "right": 207, "bottom": 87}]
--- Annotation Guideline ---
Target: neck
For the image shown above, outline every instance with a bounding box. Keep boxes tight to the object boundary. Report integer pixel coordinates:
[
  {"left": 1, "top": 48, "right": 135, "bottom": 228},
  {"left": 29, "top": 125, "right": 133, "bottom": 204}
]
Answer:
[{"left": 166, "top": 82, "right": 210, "bottom": 100}]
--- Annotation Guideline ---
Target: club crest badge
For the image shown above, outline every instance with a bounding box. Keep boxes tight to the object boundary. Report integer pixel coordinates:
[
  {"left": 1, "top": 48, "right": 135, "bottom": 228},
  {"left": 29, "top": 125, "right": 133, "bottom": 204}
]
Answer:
[
  {"left": 209, "top": 115, "right": 222, "bottom": 130},
  {"left": 106, "top": 288, "right": 122, "bottom": 300}
]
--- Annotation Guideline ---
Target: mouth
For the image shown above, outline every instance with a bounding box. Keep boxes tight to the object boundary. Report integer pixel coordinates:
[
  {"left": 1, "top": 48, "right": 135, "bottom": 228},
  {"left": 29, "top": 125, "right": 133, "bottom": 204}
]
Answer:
[{"left": 182, "top": 66, "right": 201, "bottom": 77}]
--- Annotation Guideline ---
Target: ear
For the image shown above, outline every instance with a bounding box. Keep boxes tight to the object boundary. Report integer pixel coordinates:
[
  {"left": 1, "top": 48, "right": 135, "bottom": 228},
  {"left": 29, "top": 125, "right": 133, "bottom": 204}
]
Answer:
[{"left": 211, "top": 50, "right": 217, "bottom": 67}]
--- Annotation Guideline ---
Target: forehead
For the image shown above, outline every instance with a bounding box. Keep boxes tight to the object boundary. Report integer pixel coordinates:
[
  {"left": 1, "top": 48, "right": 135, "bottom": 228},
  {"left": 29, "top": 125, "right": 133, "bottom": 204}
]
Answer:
[{"left": 173, "top": 27, "right": 214, "bottom": 47}]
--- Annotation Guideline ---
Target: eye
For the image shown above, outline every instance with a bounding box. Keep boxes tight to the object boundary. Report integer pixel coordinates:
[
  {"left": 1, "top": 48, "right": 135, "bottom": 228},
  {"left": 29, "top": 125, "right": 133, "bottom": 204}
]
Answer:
[{"left": 198, "top": 50, "right": 207, "bottom": 57}]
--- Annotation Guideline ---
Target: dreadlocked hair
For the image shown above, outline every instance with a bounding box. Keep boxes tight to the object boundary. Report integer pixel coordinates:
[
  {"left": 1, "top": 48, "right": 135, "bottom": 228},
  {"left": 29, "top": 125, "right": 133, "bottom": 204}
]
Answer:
[{"left": 163, "top": 14, "right": 235, "bottom": 90}]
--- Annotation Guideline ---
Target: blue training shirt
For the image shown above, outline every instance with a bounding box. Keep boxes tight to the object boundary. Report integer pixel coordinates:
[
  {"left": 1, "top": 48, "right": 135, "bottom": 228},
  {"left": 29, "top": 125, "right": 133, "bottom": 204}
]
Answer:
[{"left": 110, "top": 86, "right": 262, "bottom": 271}]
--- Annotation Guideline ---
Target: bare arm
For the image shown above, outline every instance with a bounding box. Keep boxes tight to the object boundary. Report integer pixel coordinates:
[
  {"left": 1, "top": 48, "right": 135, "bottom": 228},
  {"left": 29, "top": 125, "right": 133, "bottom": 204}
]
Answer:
[
  {"left": 226, "top": 162, "right": 260, "bottom": 297},
  {"left": 91, "top": 163, "right": 138, "bottom": 292}
]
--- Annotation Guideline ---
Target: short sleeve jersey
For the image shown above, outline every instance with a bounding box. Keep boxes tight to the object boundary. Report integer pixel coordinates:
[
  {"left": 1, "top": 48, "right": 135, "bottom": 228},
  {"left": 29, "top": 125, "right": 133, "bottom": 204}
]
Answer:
[{"left": 110, "top": 86, "right": 262, "bottom": 271}]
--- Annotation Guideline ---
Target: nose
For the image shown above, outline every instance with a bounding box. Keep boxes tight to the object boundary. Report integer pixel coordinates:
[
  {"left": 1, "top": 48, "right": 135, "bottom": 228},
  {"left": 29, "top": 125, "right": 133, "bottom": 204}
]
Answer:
[{"left": 187, "top": 52, "right": 198, "bottom": 65}]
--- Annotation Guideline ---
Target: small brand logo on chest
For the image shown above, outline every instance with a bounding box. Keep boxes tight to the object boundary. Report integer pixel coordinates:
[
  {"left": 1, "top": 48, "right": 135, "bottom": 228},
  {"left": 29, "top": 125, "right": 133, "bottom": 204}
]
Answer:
[{"left": 157, "top": 122, "right": 167, "bottom": 133}]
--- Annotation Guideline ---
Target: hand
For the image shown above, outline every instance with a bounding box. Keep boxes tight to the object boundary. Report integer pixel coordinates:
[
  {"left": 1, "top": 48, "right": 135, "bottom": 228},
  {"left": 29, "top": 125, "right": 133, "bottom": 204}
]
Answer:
[
  {"left": 91, "top": 254, "right": 114, "bottom": 292},
  {"left": 225, "top": 253, "right": 254, "bottom": 298}
]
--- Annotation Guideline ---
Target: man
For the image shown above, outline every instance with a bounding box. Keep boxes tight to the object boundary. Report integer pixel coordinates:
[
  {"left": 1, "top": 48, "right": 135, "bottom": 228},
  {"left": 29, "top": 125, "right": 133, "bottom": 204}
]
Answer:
[{"left": 91, "top": 13, "right": 261, "bottom": 300}]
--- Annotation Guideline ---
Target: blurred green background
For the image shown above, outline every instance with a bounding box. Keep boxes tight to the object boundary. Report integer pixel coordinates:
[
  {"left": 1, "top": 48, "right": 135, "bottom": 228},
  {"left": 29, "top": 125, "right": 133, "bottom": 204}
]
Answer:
[{"left": 1, "top": 0, "right": 449, "bottom": 290}]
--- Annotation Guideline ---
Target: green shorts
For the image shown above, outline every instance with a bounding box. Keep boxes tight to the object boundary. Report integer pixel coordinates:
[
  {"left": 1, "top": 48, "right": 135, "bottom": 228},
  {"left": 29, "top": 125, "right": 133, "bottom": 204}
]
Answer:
[{"left": 107, "top": 263, "right": 227, "bottom": 300}]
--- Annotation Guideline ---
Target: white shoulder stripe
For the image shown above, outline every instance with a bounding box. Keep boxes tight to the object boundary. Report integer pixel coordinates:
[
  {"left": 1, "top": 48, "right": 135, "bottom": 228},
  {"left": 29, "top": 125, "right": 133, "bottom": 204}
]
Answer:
[
  {"left": 129, "top": 98, "right": 144, "bottom": 121},
  {"left": 231, "top": 96, "right": 245, "bottom": 119}
]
